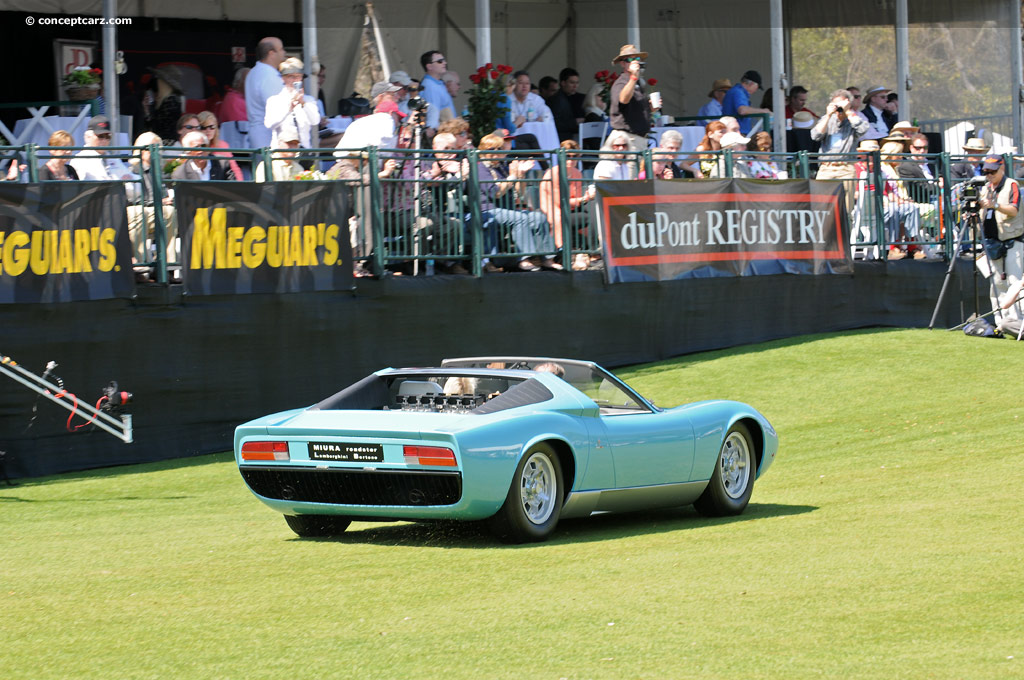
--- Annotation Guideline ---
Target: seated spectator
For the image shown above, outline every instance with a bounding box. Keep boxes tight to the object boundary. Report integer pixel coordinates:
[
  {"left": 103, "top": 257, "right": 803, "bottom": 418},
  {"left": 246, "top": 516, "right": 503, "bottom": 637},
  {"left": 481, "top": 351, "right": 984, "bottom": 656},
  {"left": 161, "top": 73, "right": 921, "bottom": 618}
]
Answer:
[
  {"left": 593, "top": 129, "right": 634, "bottom": 181},
  {"left": 197, "top": 111, "right": 243, "bottom": 180},
  {"left": 438, "top": 118, "right": 473, "bottom": 149},
  {"left": 719, "top": 131, "right": 752, "bottom": 177},
  {"left": 695, "top": 120, "right": 726, "bottom": 178},
  {"left": 476, "top": 132, "right": 560, "bottom": 271},
  {"left": 784, "top": 85, "right": 817, "bottom": 120},
  {"left": 265, "top": 57, "right": 321, "bottom": 150},
  {"left": 549, "top": 68, "right": 584, "bottom": 141},
  {"left": 539, "top": 139, "right": 594, "bottom": 269},
  {"left": 951, "top": 137, "right": 990, "bottom": 179},
  {"left": 538, "top": 76, "right": 559, "bottom": 102},
  {"left": 745, "top": 131, "right": 781, "bottom": 179},
  {"left": 696, "top": 79, "right": 731, "bottom": 123},
  {"left": 879, "top": 140, "right": 921, "bottom": 259},
  {"left": 218, "top": 67, "right": 250, "bottom": 152},
  {"left": 582, "top": 82, "right": 607, "bottom": 121},
  {"left": 161, "top": 113, "right": 202, "bottom": 159},
  {"left": 851, "top": 138, "right": 880, "bottom": 256},
  {"left": 657, "top": 129, "right": 699, "bottom": 178},
  {"left": 142, "top": 65, "right": 185, "bottom": 144},
  {"left": 69, "top": 116, "right": 139, "bottom": 199},
  {"left": 506, "top": 71, "right": 552, "bottom": 131},
  {"left": 719, "top": 116, "right": 740, "bottom": 135},
  {"left": 254, "top": 128, "right": 304, "bottom": 181},
  {"left": 127, "top": 131, "right": 176, "bottom": 265},
  {"left": 37, "top": 130, "right": 78, "bottom": 180},
  {"left": 171, "top": 131, "right": 236, "bottom": 180}
]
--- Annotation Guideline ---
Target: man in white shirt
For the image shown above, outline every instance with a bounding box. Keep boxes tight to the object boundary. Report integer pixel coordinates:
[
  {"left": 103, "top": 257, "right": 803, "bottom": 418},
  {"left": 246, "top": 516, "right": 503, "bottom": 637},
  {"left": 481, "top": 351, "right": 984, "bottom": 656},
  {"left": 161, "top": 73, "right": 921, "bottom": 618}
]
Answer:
[
  {"left": 332, "top": 95, "right": 407, "bottom": 179},
  {"left": 245, "top": 37, "right": 286, "bottom": 148},
  {"left": 69, "top": 115, "right": 139, "bottom": 200},
  {"left": 506, "top": 70, "right": 551, "bottom": 132},
  {"left": 264, "top": 57, "right": 321, "bottom": 150}
]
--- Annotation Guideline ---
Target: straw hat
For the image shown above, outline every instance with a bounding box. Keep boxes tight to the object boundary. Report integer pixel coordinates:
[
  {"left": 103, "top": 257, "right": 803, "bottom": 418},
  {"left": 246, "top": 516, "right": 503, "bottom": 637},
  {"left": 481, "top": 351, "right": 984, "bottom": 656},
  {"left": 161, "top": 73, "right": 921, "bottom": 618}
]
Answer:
[
  {"left": 962, "top": 137, "right": 990, "bottom": 152},
  {"left": 792, "top": 111, "right": 815, "bottom": 129},
  {"left": 857, "top": 139, "right": 880, "bottom": 152},
  {"left": 279, "top": 57, "right": 304, "bottom": 75},
  {"left": 707, "top": 78, "right": 732, "bottom": 97},
  {"left": 890, "top": 120, "right": 919, "bottom": 135},
  {"left": 612, "top": 44, "right": 647, "bottom": 65}
]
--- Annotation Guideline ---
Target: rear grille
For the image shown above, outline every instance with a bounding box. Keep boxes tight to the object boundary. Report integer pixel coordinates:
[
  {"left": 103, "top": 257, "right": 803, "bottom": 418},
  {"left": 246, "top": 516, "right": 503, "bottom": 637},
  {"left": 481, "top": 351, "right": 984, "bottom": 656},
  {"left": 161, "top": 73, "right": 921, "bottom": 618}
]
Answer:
[{"left": 240, "top": 466, "right": 462, "bottom": 506}]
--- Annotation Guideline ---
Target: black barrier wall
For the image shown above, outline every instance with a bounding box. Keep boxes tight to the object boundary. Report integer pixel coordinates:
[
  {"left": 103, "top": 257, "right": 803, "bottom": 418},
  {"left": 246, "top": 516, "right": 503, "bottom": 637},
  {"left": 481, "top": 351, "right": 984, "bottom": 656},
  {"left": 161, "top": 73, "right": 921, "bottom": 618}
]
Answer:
[{"left": 0, "top": 260, "right": 983, "bottom": 478}]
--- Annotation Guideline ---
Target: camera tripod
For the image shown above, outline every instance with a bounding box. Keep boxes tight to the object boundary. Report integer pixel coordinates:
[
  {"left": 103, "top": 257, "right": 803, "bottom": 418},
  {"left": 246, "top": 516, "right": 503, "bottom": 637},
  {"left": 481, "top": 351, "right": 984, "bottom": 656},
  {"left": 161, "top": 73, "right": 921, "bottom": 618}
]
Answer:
[{"left": 929, "top": 190, "right": 982, "bottom": 329}]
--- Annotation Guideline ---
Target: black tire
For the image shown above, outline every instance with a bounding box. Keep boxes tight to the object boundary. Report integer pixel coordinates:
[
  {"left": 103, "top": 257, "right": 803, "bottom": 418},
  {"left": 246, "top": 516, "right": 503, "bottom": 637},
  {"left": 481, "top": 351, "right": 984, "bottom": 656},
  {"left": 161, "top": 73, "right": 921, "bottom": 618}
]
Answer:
[
  {"left": 284, "top": 514, "right": 352, "bottom": 537},
  {"left": 694, "top": 422, "right": 756, "bottom": 517},
  {"left": 487, "top": 442, "right": 563, "bottom": 543}
]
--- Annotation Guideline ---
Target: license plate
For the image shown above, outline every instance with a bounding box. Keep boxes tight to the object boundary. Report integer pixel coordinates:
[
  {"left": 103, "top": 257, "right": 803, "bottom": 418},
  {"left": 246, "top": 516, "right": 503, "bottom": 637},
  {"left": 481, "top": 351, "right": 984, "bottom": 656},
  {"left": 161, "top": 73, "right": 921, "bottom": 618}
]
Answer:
[{"left": 307, "top": 442, "right": 384, "bottom": 462}]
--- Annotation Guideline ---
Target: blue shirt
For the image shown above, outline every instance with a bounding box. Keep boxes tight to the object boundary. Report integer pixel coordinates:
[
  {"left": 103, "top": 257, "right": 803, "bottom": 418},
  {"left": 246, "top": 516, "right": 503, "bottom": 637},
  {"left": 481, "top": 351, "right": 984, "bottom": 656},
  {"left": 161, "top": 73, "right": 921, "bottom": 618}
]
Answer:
[
  {"left": 721, "top": 83, "right": 753, "bottom": 134},
  {"left": 696, "top": 98, "right": 722, "bottom": 121},
  {"left": 420, "top": 74, "right": 455, "bottom": 130}
]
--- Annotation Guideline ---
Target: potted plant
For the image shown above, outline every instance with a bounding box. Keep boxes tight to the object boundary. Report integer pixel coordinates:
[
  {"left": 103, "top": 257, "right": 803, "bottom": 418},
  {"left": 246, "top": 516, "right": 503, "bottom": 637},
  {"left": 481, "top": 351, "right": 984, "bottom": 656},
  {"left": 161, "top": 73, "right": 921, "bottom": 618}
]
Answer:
[{"left": 64, "top": 67, "right": 102, "bottom": 101}]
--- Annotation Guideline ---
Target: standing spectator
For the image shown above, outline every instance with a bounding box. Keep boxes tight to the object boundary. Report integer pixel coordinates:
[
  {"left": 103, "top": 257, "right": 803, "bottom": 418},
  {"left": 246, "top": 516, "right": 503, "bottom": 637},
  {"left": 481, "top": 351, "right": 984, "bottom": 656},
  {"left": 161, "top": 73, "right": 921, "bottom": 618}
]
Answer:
[
  {"left": 69, "top": 116, "right": 138, "bottom": 195},
  {"left": 609, "top": 45, "right": 656, "bottom": 151},
  {"left": 219, "top": 67, "right": 250, "bottom": 151},
  {"left": 696, "top": 78, "right": 731, "bottom": 122},
  {"left": 197, "top": 110, "right": 244, "bottom": 180},
  {"left": 264, "top": 57, "right": 320, "bottom": 150},
  {"left": 37, "top": 130, "right": 78, "bottom": 180},
  {"left": 142, "top": 65, "right": 185, "bottom": 144},
  {"left": 245, "top": 37, "right": 286, "bottom": 148},
  {"left": 332, "top": 95, "right": 406, "bottom": 179},
  {"left": 976, "top": 155, "right": 1024, "bottom": 328},
  {"left": 860, "top": 85, "right": 894, "bottom": 140},
  {"left": 442, "top": 71, "right": 462, "bottom": 120},
  {"left": 722, "top": 70, "right": 770, "bottom": 135},
  {"left": 389, "top": 70, "right": 415, "bottom": 115},
  {"left": 784, "top": 85, "right": 817, "bottom": 120},
  {"left": 506, "top": 71, "right": 551, "bottom": 131},
  {"left": 810, "top": 89, "right": 868, "bottom": 182},
  {"left": 419, "top": 50, "right": 455, "bottom": 136},
  {"left": 951, "top": 138, "right": 989, "bottom": 179},
  {"left": 845, "top": 86, "right": 862, "bottom": 105}
]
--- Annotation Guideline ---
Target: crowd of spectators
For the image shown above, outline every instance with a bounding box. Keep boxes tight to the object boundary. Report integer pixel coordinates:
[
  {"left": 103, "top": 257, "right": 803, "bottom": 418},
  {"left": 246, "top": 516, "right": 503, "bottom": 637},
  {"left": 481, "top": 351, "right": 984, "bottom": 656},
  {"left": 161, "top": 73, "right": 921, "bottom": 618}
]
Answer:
[{"left": 3, "top": 35, "right": 1012, "bottom": 277}]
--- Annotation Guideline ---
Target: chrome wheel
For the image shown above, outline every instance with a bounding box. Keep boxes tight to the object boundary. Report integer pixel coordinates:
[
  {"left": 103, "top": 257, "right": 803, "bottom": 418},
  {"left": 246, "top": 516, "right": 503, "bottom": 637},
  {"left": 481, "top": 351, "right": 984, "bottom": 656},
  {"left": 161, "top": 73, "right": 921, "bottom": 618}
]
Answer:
[
  {"left": 719, "top": 431, "right": 751, "bottom": 499},
  {"left": 520, "top": 451, "right": 557, "bottom": 525}
]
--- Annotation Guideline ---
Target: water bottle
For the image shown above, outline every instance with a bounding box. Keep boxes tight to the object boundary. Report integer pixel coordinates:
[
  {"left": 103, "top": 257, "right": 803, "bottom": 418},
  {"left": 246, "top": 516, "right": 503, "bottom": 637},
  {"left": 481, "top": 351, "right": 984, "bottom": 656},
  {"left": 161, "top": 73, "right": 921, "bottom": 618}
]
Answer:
[{"left": 527, "top": 106, "right": 535, "bottom": 122}]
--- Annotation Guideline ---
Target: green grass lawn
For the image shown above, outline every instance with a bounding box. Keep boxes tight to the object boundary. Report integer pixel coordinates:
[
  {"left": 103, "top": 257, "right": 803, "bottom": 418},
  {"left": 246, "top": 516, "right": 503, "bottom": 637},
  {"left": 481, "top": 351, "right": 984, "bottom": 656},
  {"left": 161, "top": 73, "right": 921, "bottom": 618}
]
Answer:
[{"left": 2, "top": 328, "right": 1022, "bottom": 679}]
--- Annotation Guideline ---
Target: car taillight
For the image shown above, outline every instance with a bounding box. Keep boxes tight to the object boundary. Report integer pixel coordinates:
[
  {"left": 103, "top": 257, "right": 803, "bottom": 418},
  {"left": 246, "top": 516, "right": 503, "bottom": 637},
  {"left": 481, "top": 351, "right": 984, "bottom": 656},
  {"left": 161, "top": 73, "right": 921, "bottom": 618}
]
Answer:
[
  {"left": 403, "top": 445, "right": 457, "bottom": 467},
  {"left": 241, "top": 441, "right": 290, "bottom": 461}
]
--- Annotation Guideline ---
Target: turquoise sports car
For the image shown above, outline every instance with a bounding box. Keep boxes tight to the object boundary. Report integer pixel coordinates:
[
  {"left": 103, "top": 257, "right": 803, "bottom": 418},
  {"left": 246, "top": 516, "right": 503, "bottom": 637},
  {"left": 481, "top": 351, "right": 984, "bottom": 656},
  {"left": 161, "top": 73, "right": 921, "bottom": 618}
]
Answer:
[{"left": 234, "top": 357, "right": 778, "bottom": 543}]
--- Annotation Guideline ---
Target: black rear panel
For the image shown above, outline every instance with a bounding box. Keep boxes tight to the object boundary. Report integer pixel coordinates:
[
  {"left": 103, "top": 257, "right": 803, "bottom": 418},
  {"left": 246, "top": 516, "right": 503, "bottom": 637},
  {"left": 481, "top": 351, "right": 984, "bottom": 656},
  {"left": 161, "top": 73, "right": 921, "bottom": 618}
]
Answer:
[{"left": 240, "top": 466, "right": 462, "bottom": 506}]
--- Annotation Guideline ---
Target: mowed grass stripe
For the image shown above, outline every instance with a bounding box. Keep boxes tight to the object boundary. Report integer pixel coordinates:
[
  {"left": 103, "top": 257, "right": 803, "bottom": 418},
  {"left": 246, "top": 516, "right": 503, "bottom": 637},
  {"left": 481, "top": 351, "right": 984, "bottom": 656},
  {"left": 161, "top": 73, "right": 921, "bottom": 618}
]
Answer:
[{"left": 1, "top": 329, "right": 1021, "bottom": 679}]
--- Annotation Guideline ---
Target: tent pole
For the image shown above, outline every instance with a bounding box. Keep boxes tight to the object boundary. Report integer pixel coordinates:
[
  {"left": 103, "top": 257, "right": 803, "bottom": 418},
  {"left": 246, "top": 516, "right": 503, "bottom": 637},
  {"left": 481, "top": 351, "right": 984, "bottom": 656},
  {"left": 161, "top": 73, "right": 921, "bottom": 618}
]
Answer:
[
  {"left": 303, "top": 0, "right": 319, "bottom": 98},
  {"left": 102, "top": 0, "right": 118, "bottom": 135},
  {"left": 475, "top": 0, "right": 491, "bottom": 66},
  {"left": 626, "top": 0, "right": 639, "bottom": 47},
  {"left": 1012, "top": 0, "right": 1023, "bottom": 149},
  {"left": 896, "top": 0, "right": 910, "bottom": 122},
  {"left": 770, "top": 0, "right": 786, "bottom": 153}
]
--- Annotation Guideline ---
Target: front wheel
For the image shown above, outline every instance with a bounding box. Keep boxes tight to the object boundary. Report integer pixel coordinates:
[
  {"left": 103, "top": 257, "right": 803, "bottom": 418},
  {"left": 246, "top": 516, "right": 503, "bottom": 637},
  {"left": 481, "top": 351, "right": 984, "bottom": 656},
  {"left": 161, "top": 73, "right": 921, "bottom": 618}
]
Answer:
[
  {"left": 284, "top": 514, "right": 351, "bottom": 537},
  {"left": 694, "top": 423, "right": 756, "bottom": 517},
  {"left": 488, "top": 443, "right": 563, "bottom": 543}
]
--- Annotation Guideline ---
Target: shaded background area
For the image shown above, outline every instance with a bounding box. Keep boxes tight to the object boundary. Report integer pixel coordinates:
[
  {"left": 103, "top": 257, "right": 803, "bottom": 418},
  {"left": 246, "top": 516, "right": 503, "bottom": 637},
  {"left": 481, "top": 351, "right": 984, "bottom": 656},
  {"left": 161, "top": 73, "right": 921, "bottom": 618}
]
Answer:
[{"left": 0, "top": 260, "right": 982, "bottom": 478}]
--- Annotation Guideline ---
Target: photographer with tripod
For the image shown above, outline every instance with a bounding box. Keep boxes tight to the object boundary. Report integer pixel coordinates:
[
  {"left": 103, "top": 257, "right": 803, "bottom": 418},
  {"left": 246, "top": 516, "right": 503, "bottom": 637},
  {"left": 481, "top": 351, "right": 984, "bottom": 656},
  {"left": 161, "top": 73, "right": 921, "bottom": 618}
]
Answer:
[{"left": 976, "top": 155, "right": 1024, "bottom": 329}]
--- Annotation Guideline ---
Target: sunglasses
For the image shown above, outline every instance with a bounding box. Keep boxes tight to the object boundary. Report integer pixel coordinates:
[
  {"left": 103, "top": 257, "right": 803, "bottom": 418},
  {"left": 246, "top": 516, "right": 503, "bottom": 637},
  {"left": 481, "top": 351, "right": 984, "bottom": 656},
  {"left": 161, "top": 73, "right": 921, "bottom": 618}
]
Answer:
[
  {"left": 181, "top": 124, "right": 200, "bottom": 130},
  {"left": 431, "top": 58, "right": 446, "bottom": 64},
  {"left": 96, "top": 133, "right": 112, "bottom": 139},
  {"left": 852, "top": 94, "right": 863, "bottom": 99},
  {"left": 983, "top": 169, "right": 999, "bottom": 175},
  {"left": 911, "top": 145, "right": 928, "bottom": 151},
  {"left": 200, "top": 124, "right": 217, "bottom": 130}
]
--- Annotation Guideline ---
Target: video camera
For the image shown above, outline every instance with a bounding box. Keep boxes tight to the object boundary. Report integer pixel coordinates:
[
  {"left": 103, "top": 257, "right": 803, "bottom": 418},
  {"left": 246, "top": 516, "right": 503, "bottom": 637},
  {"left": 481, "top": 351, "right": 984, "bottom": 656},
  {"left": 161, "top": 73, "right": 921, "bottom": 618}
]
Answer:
[
  {"left": 958, "top": 176, "right": 988, "bottom": 214},
  {"left": 407, "top": 97, "right": 429, "bottom": 126}
]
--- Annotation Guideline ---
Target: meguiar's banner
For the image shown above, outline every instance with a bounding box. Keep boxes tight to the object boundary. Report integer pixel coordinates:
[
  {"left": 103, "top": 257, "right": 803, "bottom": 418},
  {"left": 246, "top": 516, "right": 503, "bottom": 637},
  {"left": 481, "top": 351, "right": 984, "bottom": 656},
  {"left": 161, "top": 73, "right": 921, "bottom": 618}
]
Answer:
[
  {"left": 0, "top": 182, "right": 134, "bottom": 304},
  {"left": 593, "top": 179, "right": 853, "bottom": 282},
  {"left": 175, "top": 182, "right": 353, "bottom": 295}
]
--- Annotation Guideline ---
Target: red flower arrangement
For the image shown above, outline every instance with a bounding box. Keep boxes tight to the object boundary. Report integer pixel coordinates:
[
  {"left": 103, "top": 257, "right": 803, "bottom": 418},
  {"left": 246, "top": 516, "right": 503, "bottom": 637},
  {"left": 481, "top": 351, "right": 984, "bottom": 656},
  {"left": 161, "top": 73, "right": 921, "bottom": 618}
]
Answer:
[{"left": 466, "top": 62, "right": 515, "bottom": 144}]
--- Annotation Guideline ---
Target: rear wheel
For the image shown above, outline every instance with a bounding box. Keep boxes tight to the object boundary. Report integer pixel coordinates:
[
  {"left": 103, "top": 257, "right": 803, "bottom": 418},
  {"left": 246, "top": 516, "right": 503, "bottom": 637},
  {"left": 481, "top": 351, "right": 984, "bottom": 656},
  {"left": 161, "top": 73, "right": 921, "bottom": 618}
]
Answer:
[
  {"left": 284, "top": 514, "right": 352, "bottom": 537},
  {"left": 488, "top": 443, "right": 563, "bottom": 543},
  {"left": 694, "top": 423, "right": 756, "bottom": 516}
]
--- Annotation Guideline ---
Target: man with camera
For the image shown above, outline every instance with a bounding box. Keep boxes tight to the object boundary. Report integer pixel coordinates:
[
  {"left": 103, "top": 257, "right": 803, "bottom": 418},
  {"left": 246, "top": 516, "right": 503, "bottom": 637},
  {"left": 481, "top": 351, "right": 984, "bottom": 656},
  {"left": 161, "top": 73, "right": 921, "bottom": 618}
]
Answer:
[{"left": 976, "top": 155, "right": 1024, "bottom": 327}]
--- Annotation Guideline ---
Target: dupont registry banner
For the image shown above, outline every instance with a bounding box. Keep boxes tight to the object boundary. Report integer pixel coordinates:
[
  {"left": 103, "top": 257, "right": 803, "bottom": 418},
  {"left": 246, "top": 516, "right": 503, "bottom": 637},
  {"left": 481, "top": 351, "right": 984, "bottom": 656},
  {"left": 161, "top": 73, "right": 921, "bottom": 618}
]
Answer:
[
  {"left": 175, "top": 182, "right": 353, "bottom": 296},
  {"left": 594, "top": 179, "right": 853, "bottom": 282},
  {"left": 0, "top": 182, "right": 134, "bottom": 304}
]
